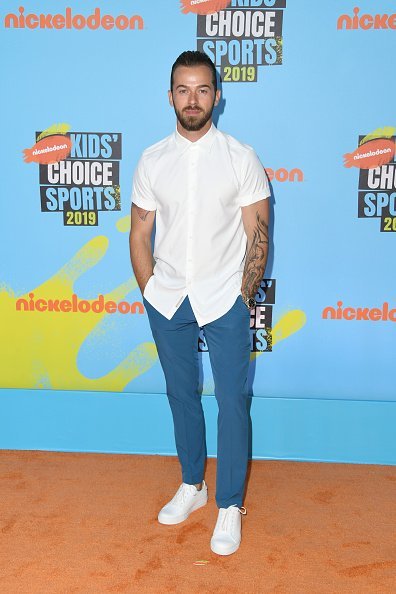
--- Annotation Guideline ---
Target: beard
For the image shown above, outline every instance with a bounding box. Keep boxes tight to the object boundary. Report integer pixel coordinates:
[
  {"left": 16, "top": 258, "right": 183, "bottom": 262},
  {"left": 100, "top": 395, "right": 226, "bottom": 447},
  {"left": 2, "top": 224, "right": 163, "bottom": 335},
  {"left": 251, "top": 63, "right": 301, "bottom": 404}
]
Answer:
[{"left": 173, "top": 101, "right": 215, "bottom": 132}]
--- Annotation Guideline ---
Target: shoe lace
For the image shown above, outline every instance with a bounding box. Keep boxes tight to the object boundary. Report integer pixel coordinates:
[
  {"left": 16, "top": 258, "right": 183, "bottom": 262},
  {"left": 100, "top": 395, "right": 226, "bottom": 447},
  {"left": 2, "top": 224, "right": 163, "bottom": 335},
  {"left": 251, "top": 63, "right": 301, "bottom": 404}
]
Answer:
[
  {"left": 220, "top": 505, "right": 247, "bottom": 532},
  {"left": 173, "top": 483, "right": 197, "bottom": 505}
]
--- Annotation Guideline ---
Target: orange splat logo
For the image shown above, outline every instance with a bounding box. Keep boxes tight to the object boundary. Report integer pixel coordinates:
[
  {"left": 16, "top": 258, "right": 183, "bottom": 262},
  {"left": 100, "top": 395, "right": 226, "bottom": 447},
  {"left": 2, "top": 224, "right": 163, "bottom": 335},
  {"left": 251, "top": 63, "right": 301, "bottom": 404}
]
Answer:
[
  {"left": 23, "top": 122, "right": 72, "bottom": 165},
  {"left": 180, "top": 0, "right": 230, "bottom": 16},
  {"left": 23, "top": 135, "right": 72, "bottom": 165},
  {"left": 343, "top": 138, "right": 395, "bottom": 170}
]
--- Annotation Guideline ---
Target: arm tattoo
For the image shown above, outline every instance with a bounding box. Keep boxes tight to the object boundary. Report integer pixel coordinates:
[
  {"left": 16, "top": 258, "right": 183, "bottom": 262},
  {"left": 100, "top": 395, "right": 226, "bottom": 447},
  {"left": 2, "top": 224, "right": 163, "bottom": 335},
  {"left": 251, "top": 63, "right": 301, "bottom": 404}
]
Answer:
[
  {"left": 241, "top": 211, "right": 269, "bottom": 299},
  {"left": 136, "top": 206, "right": 150, "bottom": 221}
]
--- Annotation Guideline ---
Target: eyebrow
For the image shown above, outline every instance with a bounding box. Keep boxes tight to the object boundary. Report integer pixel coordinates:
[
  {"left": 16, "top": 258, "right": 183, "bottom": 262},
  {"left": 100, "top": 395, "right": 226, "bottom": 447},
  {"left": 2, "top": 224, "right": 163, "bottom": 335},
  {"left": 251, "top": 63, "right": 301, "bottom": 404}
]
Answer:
[{"left": 175, "top": 84, "right": 211, "bottom": 90}]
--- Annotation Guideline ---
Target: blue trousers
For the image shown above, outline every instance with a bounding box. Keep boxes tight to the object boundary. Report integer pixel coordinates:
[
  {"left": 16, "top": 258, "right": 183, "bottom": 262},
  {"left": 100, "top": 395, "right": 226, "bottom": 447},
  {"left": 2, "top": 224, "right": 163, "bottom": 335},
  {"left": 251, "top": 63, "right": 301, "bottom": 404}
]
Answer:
[{"left": 143, "top": 294, "right": 251, "bottom": 509}]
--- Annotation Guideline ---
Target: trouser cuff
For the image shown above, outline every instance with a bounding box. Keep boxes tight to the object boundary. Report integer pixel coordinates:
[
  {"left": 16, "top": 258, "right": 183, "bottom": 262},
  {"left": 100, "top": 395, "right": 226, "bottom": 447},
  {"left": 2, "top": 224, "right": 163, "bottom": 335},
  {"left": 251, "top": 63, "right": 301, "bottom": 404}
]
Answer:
[{"left": 216, "top": 498, "right": 243, "bottom": 509}]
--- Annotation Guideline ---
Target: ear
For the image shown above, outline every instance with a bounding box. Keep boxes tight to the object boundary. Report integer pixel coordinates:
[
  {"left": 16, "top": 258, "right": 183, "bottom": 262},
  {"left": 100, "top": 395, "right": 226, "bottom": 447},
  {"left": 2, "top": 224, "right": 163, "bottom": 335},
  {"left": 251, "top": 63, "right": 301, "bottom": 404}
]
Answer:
[
  {"left": 214, "top": 89, "right": 221, "bottom": 107},
  {"left": 168, "top": 90, "right": 174, "bottom": 107}
]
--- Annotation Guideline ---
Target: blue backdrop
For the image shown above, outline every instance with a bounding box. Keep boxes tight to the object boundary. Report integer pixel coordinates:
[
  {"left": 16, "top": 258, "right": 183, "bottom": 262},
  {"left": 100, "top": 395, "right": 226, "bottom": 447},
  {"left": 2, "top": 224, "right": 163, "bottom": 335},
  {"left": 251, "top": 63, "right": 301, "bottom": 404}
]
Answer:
[{"left": 1, "top": 0, "right": 395, "bottom": 462}]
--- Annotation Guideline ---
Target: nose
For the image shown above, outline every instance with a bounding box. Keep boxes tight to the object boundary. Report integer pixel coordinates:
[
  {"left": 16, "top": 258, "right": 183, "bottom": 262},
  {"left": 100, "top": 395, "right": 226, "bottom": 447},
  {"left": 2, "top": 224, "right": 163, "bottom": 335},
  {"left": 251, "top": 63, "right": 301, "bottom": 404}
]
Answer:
[{"left": 189, "top": 89, "right": 199, "bottom": 104}]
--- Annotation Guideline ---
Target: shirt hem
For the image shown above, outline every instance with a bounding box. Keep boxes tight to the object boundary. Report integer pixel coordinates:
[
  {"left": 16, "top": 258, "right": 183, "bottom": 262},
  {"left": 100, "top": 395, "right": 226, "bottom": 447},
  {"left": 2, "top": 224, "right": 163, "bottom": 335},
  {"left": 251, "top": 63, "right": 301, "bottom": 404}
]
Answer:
[{"left": 192, "top": 288, "right": 241, "bottom": 326}]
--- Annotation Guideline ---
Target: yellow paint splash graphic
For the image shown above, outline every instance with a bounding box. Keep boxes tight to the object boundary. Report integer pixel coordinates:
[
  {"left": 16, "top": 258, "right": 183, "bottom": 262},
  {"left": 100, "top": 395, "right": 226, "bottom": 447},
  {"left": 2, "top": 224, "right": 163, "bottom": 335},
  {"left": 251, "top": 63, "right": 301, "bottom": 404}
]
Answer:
[
  {"left": 115, "top": 214, "right": 131, "bottom": 233},
  {"left": 250, "top": 309, "right": 306, "bottom": 362},
  {"left": 1, "top": 212, "right": 306, "bottom": 392},
  {"left": 272, "top": 310, "right": 307, "bottom": 346},
  {"left": 0, "top": 234, "right": 157, "bottom": 391}
]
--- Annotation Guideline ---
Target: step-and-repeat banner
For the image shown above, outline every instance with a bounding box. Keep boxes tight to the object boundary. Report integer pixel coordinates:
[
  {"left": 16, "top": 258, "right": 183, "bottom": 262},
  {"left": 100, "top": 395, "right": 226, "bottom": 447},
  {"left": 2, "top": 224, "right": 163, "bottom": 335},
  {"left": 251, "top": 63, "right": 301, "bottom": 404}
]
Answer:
[{"left": 1, "top": 1, "right": 395, "bottom": 400}]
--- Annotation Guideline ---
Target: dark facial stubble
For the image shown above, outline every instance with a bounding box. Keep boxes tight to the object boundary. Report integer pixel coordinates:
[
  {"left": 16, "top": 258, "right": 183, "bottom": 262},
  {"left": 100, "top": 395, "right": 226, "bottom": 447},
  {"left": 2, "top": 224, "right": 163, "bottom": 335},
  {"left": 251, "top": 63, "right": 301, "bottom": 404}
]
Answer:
[{"left": 172, "top": 97, "right": 216, "bottom": 132}]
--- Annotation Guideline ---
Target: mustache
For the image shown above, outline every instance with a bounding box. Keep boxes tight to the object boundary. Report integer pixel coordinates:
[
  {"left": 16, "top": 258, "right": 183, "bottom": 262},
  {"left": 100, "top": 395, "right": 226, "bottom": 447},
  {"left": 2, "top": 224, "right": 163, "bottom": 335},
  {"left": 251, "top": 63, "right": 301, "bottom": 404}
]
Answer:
[{"left": 183, "top": 106, "right": 203, "bottom": 112}]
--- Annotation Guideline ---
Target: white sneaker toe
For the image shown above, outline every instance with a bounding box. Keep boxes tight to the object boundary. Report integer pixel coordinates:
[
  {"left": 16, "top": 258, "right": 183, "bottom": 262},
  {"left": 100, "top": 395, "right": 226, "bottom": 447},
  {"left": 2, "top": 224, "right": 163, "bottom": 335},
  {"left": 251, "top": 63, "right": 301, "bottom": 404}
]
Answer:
[
  {"left": 210, "top": 505, "right": 246, "bottom": 556},
  {"left": 210, "top": 532, "right": 240, "bottom": 555},
  {"left": 158, "top": 480, "right": 208, "bottom": 525}
]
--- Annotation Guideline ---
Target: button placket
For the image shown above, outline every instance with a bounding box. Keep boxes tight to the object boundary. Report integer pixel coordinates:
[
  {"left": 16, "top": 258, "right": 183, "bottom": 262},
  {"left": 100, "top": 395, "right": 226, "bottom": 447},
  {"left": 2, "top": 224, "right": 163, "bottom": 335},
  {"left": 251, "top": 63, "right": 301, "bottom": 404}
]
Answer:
[{"left": 186, "top": 146, "right": 197, "bottom": 284}]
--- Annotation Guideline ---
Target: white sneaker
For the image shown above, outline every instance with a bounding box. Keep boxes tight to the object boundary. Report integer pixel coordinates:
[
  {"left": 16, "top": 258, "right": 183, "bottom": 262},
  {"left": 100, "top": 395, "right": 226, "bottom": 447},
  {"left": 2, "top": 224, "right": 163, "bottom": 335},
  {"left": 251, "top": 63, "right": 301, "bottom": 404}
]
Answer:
[
  {"left": 210, "top": 504, "right": 247, "bottom": 555},
  {"left": 157, "top": 480, "right": 208, "bottom": 525}
]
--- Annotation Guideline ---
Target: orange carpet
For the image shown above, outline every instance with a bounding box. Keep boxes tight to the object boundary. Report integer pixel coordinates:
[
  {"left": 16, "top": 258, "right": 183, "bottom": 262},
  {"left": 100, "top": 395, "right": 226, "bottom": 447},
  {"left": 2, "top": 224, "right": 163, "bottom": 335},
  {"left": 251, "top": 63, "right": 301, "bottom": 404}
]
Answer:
[{"left": 0, "top": 450, "right": 395, "bottom": 593}]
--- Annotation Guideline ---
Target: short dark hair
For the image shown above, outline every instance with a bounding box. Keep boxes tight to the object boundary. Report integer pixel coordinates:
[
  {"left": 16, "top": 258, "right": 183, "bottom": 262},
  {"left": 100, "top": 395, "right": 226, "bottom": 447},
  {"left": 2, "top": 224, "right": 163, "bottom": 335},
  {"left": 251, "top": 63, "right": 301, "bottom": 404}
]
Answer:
[{"left": 170, "top": 51, "right": 217, "bottom": 93}]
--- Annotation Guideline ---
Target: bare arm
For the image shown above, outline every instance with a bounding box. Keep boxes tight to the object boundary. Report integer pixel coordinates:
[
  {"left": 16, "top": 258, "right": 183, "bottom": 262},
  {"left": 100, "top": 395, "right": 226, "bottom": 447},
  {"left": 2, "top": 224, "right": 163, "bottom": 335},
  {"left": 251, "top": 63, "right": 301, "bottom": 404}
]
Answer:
[
  {"left": 129, "top": 203, "right": 156, "bottom": 295},
  {"left": 241, "top": 198, "right": 270, "bottom": 300}
]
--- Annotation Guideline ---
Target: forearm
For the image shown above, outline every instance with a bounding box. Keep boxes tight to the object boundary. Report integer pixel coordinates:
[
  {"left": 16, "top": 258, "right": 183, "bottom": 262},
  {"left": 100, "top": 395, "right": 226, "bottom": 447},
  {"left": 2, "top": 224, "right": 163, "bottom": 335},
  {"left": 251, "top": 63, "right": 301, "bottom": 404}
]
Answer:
[
  {"left": 241, "top": 211, "right": 269, "bottom": 300},
  {"left": 129, "top": 233, "right": 155, "bottom": 295}
]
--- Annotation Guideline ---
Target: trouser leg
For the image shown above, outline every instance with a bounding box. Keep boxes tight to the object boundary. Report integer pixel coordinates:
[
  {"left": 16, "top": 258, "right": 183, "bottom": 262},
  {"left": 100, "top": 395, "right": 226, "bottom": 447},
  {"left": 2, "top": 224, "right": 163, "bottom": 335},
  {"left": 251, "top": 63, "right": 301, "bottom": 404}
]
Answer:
[
  {"left": 202, "top": 295, "right": 251, "bottom": 508},
  {"left": 143, "top": 296, "right": 206, "bottom": 485}
]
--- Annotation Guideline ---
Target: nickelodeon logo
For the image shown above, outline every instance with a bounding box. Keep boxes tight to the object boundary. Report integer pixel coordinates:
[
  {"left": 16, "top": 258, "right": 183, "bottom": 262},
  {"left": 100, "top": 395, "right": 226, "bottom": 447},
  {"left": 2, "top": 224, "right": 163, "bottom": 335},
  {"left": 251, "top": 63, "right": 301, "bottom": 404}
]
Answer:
[
  {"left": 337, "top": 7, "right": 396, "bottom": 30},
  {"left": 322, "top": 301, "right": 396, "bottom": 322},
  {"left": 16, "top": 293, "right": 144, "bottom": 315},
  {"left": 4, "top": 7, "right": 144, "bottom": 31},
  {"left": 265, "top": 167, "right": 303, "bottom": 183}
]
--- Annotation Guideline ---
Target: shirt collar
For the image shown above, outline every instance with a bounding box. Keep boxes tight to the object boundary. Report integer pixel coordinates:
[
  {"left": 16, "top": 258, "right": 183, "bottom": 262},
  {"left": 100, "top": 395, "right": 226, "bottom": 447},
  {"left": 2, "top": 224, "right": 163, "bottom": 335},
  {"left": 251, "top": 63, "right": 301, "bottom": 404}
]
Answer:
[{"left": 174, "top": 123, "right": 217, "bottom": 153}]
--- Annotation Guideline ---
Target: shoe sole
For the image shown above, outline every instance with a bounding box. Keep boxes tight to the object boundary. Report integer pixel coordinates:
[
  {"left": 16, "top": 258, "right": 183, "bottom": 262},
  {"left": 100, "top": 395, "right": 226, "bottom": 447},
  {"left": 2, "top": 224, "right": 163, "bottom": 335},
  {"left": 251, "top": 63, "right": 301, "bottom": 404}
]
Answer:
[{"left": 158, "top": 496, "right": 208, "bottom": 525}]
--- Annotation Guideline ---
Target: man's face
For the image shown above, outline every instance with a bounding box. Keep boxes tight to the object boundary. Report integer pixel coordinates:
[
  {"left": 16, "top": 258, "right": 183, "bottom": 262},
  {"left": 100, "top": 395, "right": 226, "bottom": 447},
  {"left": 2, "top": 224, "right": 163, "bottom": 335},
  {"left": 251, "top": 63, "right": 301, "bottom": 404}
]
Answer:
[{"left": 169, "top": 65, "right": 221, "bottom": 132}]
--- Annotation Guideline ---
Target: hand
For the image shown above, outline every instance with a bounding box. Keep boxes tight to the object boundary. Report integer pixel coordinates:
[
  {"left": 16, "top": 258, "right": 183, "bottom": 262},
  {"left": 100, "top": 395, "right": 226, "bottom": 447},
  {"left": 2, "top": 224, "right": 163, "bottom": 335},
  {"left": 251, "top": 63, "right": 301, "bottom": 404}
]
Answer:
[{"left": 241, "top": 292, "right": 256, "bottom": 309}]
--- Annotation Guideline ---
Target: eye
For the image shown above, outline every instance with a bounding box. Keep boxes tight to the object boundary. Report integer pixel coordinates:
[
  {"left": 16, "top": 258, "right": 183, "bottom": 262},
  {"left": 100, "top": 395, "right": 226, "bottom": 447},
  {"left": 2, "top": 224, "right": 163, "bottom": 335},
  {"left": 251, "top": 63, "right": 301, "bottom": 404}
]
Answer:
[{"left": 199, "top": 89, "right": 208, "bottom": 94}]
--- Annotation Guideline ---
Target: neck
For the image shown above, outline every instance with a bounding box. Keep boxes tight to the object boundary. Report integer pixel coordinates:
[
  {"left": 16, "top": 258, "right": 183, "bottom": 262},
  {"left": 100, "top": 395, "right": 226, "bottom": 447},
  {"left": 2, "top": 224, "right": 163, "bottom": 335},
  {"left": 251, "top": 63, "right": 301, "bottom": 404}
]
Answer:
[{"left": 176, "top": 119, "right": 212, "bottom": 143}]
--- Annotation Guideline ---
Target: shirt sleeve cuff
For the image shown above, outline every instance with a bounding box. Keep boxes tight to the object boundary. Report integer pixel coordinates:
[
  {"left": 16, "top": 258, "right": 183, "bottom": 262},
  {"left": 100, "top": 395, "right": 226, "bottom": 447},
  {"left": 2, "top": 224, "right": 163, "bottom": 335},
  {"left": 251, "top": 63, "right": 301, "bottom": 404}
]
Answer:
[
  {"left": 238, "top": 190, "right": 270, "bottom": 208},
  {"left": 131, "top": 194, "right": 157, "bottom": 211}
]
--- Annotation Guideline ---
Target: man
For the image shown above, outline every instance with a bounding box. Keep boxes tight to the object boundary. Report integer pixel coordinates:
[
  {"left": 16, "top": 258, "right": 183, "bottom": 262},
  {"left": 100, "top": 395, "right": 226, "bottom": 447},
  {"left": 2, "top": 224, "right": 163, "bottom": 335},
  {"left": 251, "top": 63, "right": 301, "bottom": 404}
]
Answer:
[{"left": 129, "top": 51, "right": 270, "bottom": 556}]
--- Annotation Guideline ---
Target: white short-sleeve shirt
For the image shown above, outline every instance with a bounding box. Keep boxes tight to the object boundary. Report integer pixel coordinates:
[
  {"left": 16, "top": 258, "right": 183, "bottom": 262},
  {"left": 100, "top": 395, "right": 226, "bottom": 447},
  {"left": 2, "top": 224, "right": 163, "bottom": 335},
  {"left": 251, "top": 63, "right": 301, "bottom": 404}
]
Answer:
[{"left": 131, "top": 124, "right": 270, "bottom": 326}]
